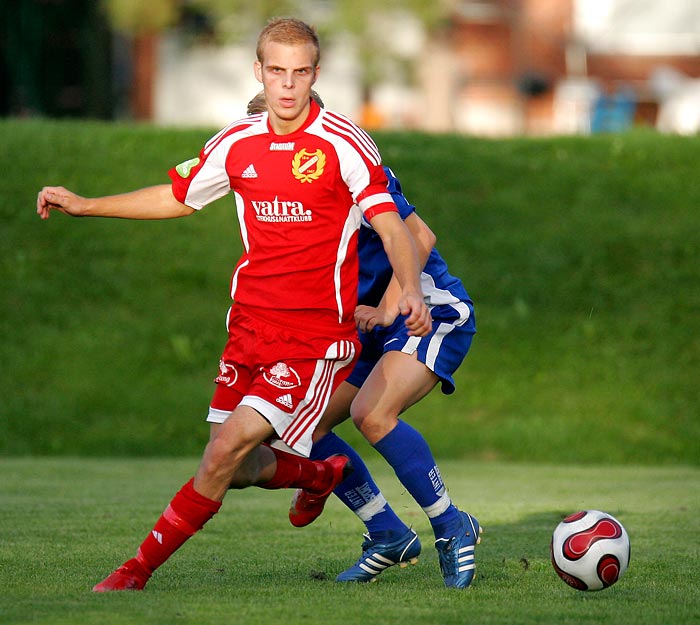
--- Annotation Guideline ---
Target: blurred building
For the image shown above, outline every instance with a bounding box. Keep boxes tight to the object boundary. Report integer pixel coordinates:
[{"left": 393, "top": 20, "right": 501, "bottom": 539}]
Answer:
[
  {"left": 439, "top": 0, "right": 700, "bottom": 135},
  {"left": 150, "top": 0, "right": 700, "bottom": 135},
  {"left": 3, "top": 0, "right": 700, "bottom": 135}
]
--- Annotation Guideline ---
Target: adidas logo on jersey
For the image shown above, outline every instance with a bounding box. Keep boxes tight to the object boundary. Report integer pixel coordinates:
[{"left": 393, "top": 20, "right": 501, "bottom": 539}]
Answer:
[
  {"left": 276, "top": 393, "right": 294, "bottom": 409},
  {"left": 242, "top": 164, "right": 258, "bottom": 178}
]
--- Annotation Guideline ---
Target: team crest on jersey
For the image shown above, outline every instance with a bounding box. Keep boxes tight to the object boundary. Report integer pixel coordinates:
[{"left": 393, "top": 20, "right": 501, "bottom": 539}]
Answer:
[
  {"left": 292, "top": 149, "right": 326, "bottom": 183},
  {"left": 263, "top": 362, "right": 301, "bottom": 389}
]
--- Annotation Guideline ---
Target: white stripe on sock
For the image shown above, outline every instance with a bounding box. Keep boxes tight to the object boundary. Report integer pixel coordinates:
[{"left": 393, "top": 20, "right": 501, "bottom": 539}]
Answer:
[
  {"left": 422, "top": 491, "right": 452, "bottom": 518},
  {"left": 355, "top": 493, "right": 388, "bottom": 522}
]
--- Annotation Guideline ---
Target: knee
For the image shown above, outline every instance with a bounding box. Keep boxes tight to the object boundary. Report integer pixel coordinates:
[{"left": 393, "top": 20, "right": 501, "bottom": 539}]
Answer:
[
  {"left": 350, "top": 397, "right": 370, "bottom": 431},
  {"left": 200, "top": 436, "right": 247, "bottom": 484},
  {"left": 351, "top": 398, "right": 402, "bottom": 444}
]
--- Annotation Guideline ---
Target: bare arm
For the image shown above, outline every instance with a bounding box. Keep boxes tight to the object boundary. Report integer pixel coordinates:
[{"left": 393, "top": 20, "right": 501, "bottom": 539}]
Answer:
[
  {"left": 356, "top": 212, "right": 435, "bottom": 333},
  {"left": 368, "top": 211, "right": 432, "bottom": 337},
  {"left": 36, "top": 184, "right": 194, "bottom": 220}
]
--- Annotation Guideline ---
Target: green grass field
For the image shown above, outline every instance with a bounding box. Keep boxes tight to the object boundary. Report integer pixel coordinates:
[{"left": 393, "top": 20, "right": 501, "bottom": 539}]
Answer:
[
  {"left": 1, "top": 458, "right": 698, "bottom": 625},
  {"left": 1, "top": 120, "right": 699, "bottom": 623}
]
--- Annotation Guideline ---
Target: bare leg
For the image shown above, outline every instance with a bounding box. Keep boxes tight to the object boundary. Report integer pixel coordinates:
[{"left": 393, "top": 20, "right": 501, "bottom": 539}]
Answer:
[
  {"left": 351, "top": 350, "right": 438, "bottom": 444},
  {"left": 195, "top": 406, "right": 275, "bottom": 500}
]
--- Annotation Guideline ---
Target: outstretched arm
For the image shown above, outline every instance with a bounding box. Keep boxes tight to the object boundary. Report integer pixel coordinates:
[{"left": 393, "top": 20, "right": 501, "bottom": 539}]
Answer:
[
  {"left": 368, "top": 210, "right": 432, "bottom": 337},
  {"left": 356, "top": 212, "right": 435, "bottom": 333},
  {"left": 36, "top": 184, "right": 194, "bottom": 221}
]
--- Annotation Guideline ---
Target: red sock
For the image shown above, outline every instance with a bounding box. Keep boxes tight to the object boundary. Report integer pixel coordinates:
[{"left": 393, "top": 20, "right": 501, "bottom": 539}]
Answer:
[
  {"left": 134, "top": 478, "right": 221, "bottom": 575},
  {"left": 259, "top": 447, "right": 330, "bottom": 492}
]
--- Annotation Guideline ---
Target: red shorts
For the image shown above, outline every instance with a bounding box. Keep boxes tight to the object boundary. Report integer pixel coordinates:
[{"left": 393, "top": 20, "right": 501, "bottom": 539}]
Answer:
[{"left": 207, "top": 304, "right": 359, "bottom": 456}]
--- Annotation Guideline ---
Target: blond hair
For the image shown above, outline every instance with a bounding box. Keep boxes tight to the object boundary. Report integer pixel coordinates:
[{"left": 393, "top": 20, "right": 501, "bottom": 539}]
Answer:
[{"left": 256, "top": 18, "right": 320, "bottom": 66}]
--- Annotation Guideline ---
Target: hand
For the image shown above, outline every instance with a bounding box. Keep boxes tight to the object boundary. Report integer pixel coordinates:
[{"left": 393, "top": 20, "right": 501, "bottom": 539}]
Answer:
[
  {"left": 36, "top": 186, "right": 86, "bottom": 220},
  {"left": 354, "top": 304, "right": 398, "bottom": 333},
  {"left": 399, "top": 292, "right": 432, "bottom": 337}
]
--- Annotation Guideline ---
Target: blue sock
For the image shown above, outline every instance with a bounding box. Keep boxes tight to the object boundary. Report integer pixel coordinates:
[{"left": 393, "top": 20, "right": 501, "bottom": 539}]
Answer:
[
  {"left": 310, "top": 432, "right": 408, "bottom": 541},
  {"left": 373, "top": 420, "right": 461, "bottom": 539}
]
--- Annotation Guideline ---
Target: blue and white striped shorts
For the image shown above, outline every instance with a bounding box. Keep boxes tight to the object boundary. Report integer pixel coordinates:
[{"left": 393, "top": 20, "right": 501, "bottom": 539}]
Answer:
[{"left": 346, "top": 301, "right": 475, "bottom": 394}]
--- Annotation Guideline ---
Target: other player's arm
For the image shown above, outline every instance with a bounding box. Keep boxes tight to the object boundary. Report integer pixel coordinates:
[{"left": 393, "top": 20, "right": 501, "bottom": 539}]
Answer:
[
  {"left": 356, "top": 212, "right": 435, "bottom": 333},
  {"left": 36, "top": 184, "right": 194, "bottom": 221},
  {"left": 369, "top": 210, "right": 432, "bottom": 337}
]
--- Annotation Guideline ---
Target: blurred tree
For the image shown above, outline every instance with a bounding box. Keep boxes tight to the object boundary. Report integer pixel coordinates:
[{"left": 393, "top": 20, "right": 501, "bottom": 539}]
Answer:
[
  {"left": 1, "top": 0, "right": 113, "bottom": 118},
  {"left": 329, "top": 0, "right": 455, "bottom": 88},
  {"left": 102, "top": 0, "right": 180, "bottom": 34},
  {"left": 190, "top": 0, "right": 457, "bottom": 88},
  {"left": 101, "top": 0, "right": 181, "bottom": 119},
  {"left": 96, "top": 0, "right": 458, "bottom": 120}
]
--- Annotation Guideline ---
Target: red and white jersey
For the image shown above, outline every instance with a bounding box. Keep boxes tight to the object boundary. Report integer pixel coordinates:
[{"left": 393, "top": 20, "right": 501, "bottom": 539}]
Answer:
[{"left": 169, "top": 100, "right": 397, "bottom": 332}]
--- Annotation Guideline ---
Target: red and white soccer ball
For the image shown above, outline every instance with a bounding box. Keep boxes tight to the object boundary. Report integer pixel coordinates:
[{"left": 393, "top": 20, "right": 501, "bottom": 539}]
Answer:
[{"left": 550, "top": 510, "right": 630, "bottom": 591}]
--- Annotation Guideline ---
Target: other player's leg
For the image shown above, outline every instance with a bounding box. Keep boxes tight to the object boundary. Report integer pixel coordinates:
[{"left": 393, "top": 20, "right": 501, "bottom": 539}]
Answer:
[
  {"left": 289, "top": 381, "right": 422, "bottom": 582},
  {"left": 352, "top": 351, "right": 481, "bottom": 588}
]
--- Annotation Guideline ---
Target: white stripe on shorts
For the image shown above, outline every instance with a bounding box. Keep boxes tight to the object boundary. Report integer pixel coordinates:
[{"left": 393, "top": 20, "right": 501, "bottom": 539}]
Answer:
[{"left": 285, "top": 340, "right": 355, "bottom": 452}]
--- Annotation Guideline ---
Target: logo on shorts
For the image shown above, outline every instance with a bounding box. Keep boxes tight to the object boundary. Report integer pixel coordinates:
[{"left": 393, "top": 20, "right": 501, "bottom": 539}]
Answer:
[
  {"left": 215, "top": 360, "right": 238, "bottom": 387},
  {"left": 292, "top": 148, "right": 326, "bottom": 183},
  {"left": 264, "top": 362, "right": 301, "bottom": 389},
  {"left": 276, "top": 393, "right": 294, "bottom": 409}
]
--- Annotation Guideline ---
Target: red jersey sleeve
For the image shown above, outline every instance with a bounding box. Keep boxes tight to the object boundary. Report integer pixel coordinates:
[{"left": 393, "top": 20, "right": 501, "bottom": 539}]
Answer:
[
  {"left": 168, "top": 153, "right": 206, "bottom": 206},
  {"left": 318, "top": 109, "right": 398, "bottom": 221},
  {"left": 167, "top": 116, "right": 263, "bottom": 209},
  {"left": 356, "top": 173, "right": 396, "bottom": 221}
]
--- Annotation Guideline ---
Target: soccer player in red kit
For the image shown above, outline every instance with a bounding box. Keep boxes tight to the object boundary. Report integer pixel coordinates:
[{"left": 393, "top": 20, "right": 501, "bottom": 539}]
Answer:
[{"left": 36, "top": 18, "right": 431, "bottom": 591}]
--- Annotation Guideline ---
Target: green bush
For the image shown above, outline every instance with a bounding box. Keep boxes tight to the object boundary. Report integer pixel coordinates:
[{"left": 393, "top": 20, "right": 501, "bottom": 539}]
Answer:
[{"left": 2, "top": 120, "right": 698, "bottom": 463}]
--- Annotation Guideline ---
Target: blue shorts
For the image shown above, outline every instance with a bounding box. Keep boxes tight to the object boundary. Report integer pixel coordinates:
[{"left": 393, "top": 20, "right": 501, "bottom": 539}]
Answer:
[{"left": 346, "top": 301, "right": 475, "bottom": 394}]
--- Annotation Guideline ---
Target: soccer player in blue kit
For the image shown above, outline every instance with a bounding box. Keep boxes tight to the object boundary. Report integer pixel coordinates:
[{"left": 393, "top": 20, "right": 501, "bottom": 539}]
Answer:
[
  {"left": 293, "top": 165, "right": 482, "bottom": 589},
  {"left": 242, "top": 91, "right": 481, "bottom": 589}
]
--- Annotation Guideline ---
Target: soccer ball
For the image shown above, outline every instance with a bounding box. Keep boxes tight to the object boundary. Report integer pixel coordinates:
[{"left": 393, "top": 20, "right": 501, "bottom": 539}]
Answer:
[{"left": 550, "top": 510, "right": 630, "bottom": 591}]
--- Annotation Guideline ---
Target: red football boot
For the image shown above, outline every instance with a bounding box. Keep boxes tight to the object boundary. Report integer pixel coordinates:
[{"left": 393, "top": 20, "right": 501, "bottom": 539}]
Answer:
[
  {"left": 289, "top": 454, "right": 353, "bottom": 527},
  {"left": 92, "top": 558, "right": 151, "bottom": 592}
]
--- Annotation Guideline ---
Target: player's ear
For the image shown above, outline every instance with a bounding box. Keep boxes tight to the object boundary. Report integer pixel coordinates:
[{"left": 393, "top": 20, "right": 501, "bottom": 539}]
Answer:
[
  {"left": 311, "top": 66, "right": 320, "bottom": 86},
  {"left": 254, "top": 60, "right": 263, "bottom": 84}
]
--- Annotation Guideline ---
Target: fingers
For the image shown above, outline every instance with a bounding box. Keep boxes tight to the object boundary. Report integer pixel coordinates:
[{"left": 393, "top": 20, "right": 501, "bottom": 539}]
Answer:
[
  {"left": 36, "top": 186, "right": 75, "bottom": 219},
  {"left": 36, "top": 188, "right": 49, "bottom": 219},
  {"left": 400, "top": 297, "right": 432, "bottom": 337},
  {"left": 37, "top": 186, "right": 59, "bottom": 219},
  {"left": 405, "top": 310, "right": 432, "bottom": 336},
  {"left": 357, "top": 317, "right": 368, "bottom": 333},
  {"left": 356, "top": 298, "right": 432, "bottom": 336},
  {"left": 354, "top": 305, "right": 378, "bottom": 333},
  {"left": 363, "top": 317, "right": 380, "bottom": 333}
]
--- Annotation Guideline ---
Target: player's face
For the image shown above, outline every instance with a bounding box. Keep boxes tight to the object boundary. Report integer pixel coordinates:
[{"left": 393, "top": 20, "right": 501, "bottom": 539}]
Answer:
[{"left": 254, "top": 41, "right": 319, "bottom": 135}]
